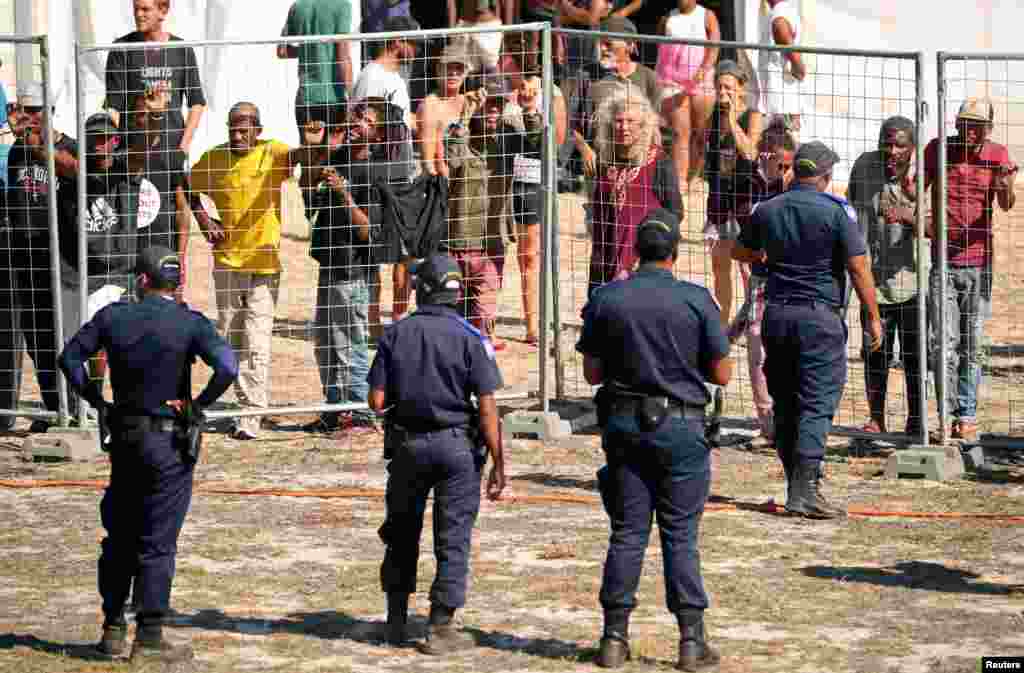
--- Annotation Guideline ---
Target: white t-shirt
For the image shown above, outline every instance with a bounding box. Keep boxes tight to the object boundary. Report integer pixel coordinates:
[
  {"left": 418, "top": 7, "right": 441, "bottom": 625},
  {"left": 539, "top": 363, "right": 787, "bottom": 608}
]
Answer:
[
  {"left": 352, "top": 61, "right": 412, "bottom": 119},
  {"left": 758, "top": 0, "right": 806, "bottom": 115}
]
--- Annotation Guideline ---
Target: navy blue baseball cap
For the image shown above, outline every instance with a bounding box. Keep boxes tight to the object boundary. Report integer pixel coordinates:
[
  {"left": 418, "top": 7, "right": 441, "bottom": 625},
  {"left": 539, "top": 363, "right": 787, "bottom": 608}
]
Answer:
[
  {"left": 410, "top": 254, "right": 463, "bottom": 305},
  {"left": 636, "top": 208, "right": 681, "bottom": 260},
  {"left": 135, "top": 245, "right": 182, "bottom": 288}
]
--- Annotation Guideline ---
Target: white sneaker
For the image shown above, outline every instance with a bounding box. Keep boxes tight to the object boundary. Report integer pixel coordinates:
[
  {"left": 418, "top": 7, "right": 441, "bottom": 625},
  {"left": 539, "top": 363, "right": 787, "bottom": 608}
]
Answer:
[{"left": 230, "top": 420, "right": 260, "bottom": 440}]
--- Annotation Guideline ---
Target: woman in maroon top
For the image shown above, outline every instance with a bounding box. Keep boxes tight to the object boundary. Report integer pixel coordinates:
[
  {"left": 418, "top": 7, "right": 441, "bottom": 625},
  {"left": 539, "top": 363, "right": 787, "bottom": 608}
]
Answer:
[{"left": 588, "top": 87, "right": 682, "bottom": 295}]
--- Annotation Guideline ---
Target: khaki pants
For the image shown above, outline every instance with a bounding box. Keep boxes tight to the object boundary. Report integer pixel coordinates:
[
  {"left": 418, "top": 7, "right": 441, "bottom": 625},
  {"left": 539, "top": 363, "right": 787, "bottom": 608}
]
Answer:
[{"left": 212, "top": 267, "right": 280, "bottom": 432}]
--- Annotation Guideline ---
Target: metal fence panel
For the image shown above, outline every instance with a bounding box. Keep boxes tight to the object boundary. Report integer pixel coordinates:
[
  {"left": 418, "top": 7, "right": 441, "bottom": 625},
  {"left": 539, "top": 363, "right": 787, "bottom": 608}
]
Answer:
[
  {"left": 0, "top": 35, "right": 69, "bottom": 428},
  {"left": 75, "top": 24, "right": 552, "bottom": 432},
  {"left": 936, "top": 52, "right": 1024, "bottom": 446},
  {"left": 550, "top": 28, "right": 927, "bottom": 445}
]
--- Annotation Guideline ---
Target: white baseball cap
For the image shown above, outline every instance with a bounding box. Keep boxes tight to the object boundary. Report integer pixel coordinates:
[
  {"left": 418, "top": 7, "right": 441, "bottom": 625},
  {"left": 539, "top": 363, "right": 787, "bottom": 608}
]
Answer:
[{"left": 16, "top": 82, "right": 44, "bottom": 107}]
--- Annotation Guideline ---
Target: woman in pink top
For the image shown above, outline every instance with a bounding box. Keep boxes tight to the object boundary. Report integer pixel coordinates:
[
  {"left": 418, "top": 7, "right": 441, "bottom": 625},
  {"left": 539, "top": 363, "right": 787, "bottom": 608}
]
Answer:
[{"left": 657, "top": 0, "right": 720, "bottom": 196}]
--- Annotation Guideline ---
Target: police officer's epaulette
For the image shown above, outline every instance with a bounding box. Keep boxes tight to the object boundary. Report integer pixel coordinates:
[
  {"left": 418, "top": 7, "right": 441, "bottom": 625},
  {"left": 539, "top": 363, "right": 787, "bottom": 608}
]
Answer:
[
  {"left": 818, "top": 192, "right": 859, "bottom": 223},
  {"left": 450, "top": 314, "right": 497, "bottom": 361}
]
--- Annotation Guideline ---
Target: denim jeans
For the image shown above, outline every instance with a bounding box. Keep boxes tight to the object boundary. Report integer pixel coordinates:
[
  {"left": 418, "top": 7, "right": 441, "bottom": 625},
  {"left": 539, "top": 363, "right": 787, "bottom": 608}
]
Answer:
[
  {"left": 928, "top": 266, "right": 989, "bottom": 422},
  {"left": 313, "top": 272, "right": 370, "bottom": 418}
]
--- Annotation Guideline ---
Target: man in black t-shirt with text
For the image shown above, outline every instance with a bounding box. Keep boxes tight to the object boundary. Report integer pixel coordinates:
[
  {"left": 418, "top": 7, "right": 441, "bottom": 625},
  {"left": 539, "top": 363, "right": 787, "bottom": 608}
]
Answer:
[{"left": 6, "top": 84, "right": 80, "bottom": 430}]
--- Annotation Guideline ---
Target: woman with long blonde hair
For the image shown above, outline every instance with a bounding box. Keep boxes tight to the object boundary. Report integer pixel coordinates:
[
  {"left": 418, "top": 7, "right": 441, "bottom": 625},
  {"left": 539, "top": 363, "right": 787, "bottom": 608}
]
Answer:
[{"left": 588, "top": 87, "right": 682, "bottom": 294}]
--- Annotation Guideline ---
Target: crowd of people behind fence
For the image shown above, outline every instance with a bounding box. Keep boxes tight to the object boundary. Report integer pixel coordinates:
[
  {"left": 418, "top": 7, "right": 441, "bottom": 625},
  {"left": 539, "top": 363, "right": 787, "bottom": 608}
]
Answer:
[{"left": 0, "top": 0, "right": 1018, "bottom": 445}]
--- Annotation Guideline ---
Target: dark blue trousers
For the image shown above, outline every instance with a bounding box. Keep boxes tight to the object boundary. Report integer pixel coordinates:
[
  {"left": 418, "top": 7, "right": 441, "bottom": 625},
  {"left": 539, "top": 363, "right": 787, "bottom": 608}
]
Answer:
[
  {"left": 762, "top": 303, "right": 848, "bottom": 472},
  {"left": 379, "top": 428, "right": 482, "bottom": 609},
  {"left": 598, "top": 414, "right": 711, "bottom": 614},
  {"left": 99, "top": 429, "right": 193, "bottom": 626}
]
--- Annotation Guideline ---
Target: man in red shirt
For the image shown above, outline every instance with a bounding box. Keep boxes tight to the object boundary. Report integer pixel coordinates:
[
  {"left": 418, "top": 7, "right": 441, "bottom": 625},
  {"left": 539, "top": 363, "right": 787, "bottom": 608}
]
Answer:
[{"left": 924, "top": 99, "right": 1017, "bottom": 440}]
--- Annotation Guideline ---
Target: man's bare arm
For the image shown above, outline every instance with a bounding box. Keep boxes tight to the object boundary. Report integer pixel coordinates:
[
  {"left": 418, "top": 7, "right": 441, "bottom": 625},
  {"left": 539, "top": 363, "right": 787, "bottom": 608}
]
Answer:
[
  {"left": 335, "top": 41, "right": 353, "bottom": 91},
  {"left": 707, "top": 355, "right": 732, "bottom": 386},
  {"left": 848, "top": 253, "right": 882, "bottom": 351},
  {"left": 478, "top": 393, "right": 506, "bottom": 500},
  {"left": 369, "top": 387, "right": 387, "bottom": 412},
  {"left": 772, "top": 16, "right": 805, "bottom": 80},
  {"left": 180, "top": 104, "right": 206, "bottom": 153},
  {"left": 583, "top": 354, "right": 604, "bottom": 385},
  {"left": 731, "top": 243, "right": 766, "bottom": 265}
]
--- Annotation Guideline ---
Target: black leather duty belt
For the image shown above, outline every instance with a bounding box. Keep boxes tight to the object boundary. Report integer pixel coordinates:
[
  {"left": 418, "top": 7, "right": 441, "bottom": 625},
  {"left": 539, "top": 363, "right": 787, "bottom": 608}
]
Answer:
[
  {"left": 118, "top": 415, "right": 177, "bottom": 433},
  {"left": 767, "top": 299, "right": 842, "bottom": 315},
  {"left": 401, "top": 425, "right": 471, "bottom": 440},
  {"left": 608, "top": 398, "right": 705, "bottom": 420}
]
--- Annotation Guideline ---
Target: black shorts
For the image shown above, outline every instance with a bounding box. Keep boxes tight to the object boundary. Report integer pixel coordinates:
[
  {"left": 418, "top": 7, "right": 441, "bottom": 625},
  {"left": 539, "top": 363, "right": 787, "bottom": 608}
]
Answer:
[{"left": 512, "top": 182, "right": 542, "bottom": 227}]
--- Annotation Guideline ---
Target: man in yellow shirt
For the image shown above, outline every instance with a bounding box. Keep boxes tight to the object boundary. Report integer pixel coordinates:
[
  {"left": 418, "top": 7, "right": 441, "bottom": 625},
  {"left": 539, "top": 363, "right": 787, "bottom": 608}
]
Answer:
[{"left": 189, "top": 101, "right": 314, "bottom": 439}]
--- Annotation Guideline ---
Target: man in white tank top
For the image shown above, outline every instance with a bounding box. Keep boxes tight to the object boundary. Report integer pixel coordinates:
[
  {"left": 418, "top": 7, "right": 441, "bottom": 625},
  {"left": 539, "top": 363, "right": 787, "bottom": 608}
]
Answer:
[{"left": 758, "top": 0, "right": 807, "bottom": 133}]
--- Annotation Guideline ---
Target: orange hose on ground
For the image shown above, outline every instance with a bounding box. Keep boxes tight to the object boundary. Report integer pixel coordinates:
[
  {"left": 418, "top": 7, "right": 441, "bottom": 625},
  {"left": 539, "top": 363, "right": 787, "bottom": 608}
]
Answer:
[{"left": 1, "top": 479, "right": 1023, "bottom": 523}]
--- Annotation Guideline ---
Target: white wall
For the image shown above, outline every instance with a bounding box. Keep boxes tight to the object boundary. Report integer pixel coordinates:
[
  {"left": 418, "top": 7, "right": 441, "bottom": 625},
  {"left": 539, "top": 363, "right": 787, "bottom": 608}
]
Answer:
[
  {"left": 736, "top": 0, "right": 1024, "bottom": 175},
  {"left": 47, "top": 0, "right": 362, "bottom": 164}
]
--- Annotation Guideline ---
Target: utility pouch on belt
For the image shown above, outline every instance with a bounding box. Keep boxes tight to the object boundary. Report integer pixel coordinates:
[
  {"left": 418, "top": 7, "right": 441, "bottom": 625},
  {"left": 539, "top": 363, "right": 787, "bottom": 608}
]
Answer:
[
  {"left": 637, "top": 396, "right": 670, "bottom": 433},
  {"left": 594, "top": 385, "right": 612, "bottom": 428},
  {"left": 172, "top": 356, "right": 204, "bottom": 466},
  {"left": 383, "top": 421, "right": 407, "bottom": 461}
]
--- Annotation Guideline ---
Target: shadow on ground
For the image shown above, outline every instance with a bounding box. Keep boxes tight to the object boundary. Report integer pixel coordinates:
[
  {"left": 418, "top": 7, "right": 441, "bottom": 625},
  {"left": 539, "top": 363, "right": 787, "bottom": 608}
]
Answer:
[
  {"left": 0, "top": 633, "right": 109, "bottom": 662},
  {"left": 165, "top": 609, "right": 598, "bottom": 663},
  {"left": 801, "top": 561, "right": 1024, "bottom": 595}
]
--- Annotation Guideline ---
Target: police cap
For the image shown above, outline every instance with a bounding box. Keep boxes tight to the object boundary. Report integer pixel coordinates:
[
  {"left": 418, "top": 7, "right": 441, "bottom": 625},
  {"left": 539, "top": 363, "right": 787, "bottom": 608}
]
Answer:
[
  {"left": 135, "top": 246, "right": 182, "bottom": 288},
  {"left": 793, "top": 140, "right": 841, "bottom": 178},
  {"left": 636, "top": 208, "right": 681, "bottom": 260},
  {"left": 410, "top": 254, "right": 463, "bottom": 305}
]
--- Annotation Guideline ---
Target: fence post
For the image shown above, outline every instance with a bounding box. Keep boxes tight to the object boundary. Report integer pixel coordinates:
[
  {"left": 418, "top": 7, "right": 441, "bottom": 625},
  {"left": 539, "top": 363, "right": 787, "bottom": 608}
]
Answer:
[
  {"left": 75, "top": 41, "right": 91, "bottom": 429},
  {"left": 550, "top": 28, "right": 565, "bottom": 402},
  {"left": 539, "top": 22, "right": 554, "bottom": 413},
  {"left": 40, "top": 36, "right": 69, "bottom": 428},
  {"left": 915, "top": 51, "right": 929, "bottom": 446},
  {"left": 935, "top": 52, "right": 950, "bottom": 444}
]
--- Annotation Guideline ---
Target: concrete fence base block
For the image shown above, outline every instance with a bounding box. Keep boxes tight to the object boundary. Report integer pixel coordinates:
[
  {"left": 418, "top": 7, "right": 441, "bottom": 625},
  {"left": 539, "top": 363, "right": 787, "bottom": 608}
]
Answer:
[
  {"left": 502, "top": 411, "right": 572, "bottom": 441},
  {"left": 23, "top": 429, "right": 103, "bottom": 462},
  {"left": 961, "top": 445, "right": 987, "bottom": 472},
  {"left": 884, "top": 445, "right": 965, "bottom": 481}
]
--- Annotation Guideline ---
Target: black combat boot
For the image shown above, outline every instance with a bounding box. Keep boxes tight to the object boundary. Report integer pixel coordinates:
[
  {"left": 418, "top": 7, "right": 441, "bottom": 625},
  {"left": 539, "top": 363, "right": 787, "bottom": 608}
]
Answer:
[
  {"left": 677, "top": 609, "right": 720, "bottom": 671},
  {"left": 596, "top": 608, "right": 631, "bottom": 668},
  {"left": 782, "top": 460, "right": 795, "bottom": 511},
  {"left": 386, "top": 593, "right": 410, "bottom": 646},
  {"left": 420, "top": 603, "right": 475, "bottom": 655},
  {"left": 786, "top": 460, "right": 845, "bottom": 520},
  {"left": 130, "top": 620, "right": 194, "bottom": 665},
  {"left": 96, "top": 616, "right": 127, "bottom": 657}
]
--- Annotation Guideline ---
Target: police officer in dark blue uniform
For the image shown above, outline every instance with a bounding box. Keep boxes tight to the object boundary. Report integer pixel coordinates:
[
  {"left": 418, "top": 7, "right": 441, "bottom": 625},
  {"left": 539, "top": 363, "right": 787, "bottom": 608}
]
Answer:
[
  {"left": 578, "top": 208, "right": 732, "bottom": 671},
  {"left": 733, "top": 141, "right": 882, "bottom": 519},
  {"left": 58, "top": 246, "right": 238, "bottom": 664},
  {"left": 367, "top": 253, "right": 506, "bottom": 654}
]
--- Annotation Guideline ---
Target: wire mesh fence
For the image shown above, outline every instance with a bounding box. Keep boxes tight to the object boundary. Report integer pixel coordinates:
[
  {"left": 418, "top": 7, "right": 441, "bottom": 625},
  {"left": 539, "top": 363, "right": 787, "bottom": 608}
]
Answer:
[
  {"left": 549, "top": 27, "right": 927, "bottom": 444},
  {"left": 73, "top": 24, "right": 554, "bottom": 434},
  {"left": 936, "top": 52, "right": 1024, "bottom": 446},
  {"left": 0, "top": 35, "right": 70, "bottom": 429}
]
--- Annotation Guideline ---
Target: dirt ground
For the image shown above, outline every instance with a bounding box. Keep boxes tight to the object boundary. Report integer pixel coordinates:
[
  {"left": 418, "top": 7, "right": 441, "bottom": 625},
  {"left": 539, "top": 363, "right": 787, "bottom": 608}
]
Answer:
[{"left": 0, "top": 412, "right": 1022, "bottom": 673}]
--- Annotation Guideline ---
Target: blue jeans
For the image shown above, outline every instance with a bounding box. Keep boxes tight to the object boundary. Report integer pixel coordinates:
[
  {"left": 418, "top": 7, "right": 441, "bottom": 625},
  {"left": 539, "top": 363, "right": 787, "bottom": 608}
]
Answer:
[
  {"left": 929, "top": 266, "right": 989, "bottom": 422},
  {"left": 313, "top": 273, "right": 370, "bottom": 418},
  {"left": 598, "top": 413, "right": 710, "bottom": 613}
]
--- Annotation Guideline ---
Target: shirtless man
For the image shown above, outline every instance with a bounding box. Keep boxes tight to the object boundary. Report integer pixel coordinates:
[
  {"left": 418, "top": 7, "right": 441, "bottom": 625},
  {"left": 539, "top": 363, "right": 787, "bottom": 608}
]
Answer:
[{"left": 416, "top": 43, "right": 481, "bottom": 178}]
